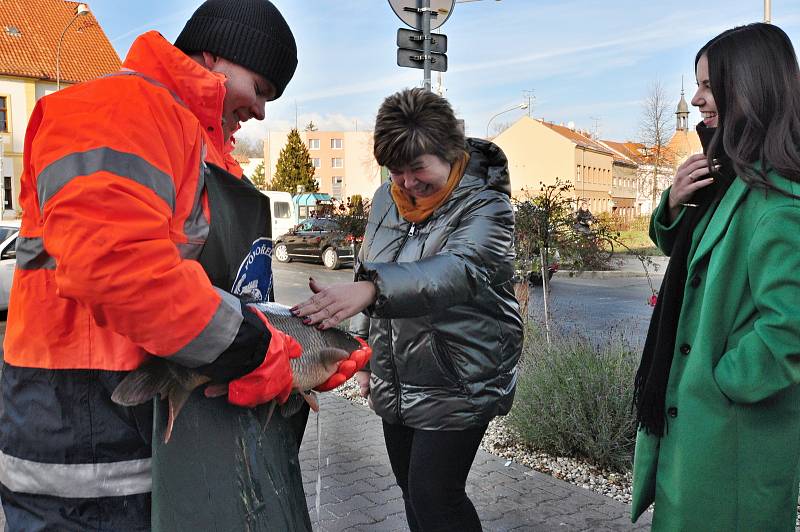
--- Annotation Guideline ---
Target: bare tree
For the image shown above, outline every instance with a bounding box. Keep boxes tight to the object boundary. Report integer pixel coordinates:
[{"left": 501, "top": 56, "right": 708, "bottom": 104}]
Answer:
[
  {"left": 232, "top": 136, "right": 265, "bottom": 158},
  {"left": 490, "top": 121, "right": 513, "bottom": 138},
  {"left": 638, "top": 81, "right": 672, "bottom": 208}
]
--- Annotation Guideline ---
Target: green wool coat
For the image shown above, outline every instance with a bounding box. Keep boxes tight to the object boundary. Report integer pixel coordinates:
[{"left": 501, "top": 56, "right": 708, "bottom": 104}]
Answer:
[{"left": 631, "top": 172, "right": 800, "bottom": 531}]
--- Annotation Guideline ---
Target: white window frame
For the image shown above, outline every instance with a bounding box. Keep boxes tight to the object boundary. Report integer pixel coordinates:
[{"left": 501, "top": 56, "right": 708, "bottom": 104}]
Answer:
[
  {"left": 330, "top": 138, "right": 343, "bottom": 149},
  {"left": 331, "top": 158, "right": 343, "bottom": 168},
  {"left": 308, "top": 138, "right": 320, "bottom": 150},
  {"left": 311, "top": 158, "right": 321, "bottom": 168}
]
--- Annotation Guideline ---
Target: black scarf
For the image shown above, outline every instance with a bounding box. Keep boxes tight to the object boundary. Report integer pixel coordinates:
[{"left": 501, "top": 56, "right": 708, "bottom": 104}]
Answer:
[{"left": 633, "top": 123, "right": 735, "bottom": 436}]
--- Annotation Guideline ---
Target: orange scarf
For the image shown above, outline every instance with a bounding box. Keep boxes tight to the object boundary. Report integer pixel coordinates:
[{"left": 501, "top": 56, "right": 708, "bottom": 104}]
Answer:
[{"left": 391, "top": 152, "right": 470, "bottom": 223}]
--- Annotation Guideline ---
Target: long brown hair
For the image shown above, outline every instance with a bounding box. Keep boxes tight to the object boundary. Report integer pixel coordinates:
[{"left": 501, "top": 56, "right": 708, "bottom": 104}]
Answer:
[{"left": 697, "top": 23, "right": 800, "bottom": 195}]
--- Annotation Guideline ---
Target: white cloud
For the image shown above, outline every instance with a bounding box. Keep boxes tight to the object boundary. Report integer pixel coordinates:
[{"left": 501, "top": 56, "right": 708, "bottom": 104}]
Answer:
[{"left": 235, "top": 112, "right": 375, "bottom": 142}]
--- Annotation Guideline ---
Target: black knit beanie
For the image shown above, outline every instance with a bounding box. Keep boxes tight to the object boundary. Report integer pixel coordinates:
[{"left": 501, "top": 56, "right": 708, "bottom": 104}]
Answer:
[{"left": 175, "top": 0, "right": 297, "bottom": 99}]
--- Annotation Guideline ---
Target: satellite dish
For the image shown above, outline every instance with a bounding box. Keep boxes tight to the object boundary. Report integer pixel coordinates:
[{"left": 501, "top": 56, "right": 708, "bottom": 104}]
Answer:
[{"left": 388, "top": 0, "right": 455, "bottom": 31}]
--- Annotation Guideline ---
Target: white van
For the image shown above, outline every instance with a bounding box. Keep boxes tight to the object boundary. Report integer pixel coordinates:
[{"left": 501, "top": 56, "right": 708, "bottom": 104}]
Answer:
[{"left": 261, "top": 191, "right": 297, "bottom": 239}]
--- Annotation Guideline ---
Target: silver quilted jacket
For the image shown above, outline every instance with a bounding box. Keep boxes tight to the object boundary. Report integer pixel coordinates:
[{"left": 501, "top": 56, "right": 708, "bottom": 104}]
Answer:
[{"left": 352, "top": 138, "right": 523, "bottom": 430}]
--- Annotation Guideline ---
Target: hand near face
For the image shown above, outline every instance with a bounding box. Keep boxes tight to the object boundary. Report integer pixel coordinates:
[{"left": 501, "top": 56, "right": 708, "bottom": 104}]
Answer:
[
  {"left": 291, "top": 278, "right": 377, "bottom": 330},
  {"left": 667, "top": 153, "right": 718, "bottom": 222}
]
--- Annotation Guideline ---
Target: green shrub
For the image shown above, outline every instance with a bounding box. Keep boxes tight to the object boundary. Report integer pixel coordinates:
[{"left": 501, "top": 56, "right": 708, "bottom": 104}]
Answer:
[{"left": 507, "top": 325, "right": 639, "bottom": 472}]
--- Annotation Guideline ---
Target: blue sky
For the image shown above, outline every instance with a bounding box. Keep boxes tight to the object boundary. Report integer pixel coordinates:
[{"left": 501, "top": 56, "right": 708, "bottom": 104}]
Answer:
[{"left": 84, "top": 0, "right": 800, "bottom": 143}]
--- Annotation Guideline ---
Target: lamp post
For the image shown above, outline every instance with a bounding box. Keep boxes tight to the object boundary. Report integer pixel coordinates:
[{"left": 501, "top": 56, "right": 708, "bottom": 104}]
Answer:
[
  {"left": 764, "top": 0, "right": 771, "bottom": 23},
  {"left": 56, "top": 3, "right": 89, "bottom": 91},
  {"left": 486, "top": 102, "right": 528, "bottom": 138}
]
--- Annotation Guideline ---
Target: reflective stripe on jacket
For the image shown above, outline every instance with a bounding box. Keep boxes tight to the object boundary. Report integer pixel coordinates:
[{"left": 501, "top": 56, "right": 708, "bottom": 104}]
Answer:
[{"left": 0, "top": 31, "right": 244, "bottom": 515}]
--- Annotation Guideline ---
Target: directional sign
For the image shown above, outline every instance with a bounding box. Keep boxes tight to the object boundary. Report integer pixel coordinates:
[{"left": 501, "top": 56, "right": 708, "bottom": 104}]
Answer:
[
  {"left": 397, "top": 28, "right": 447, "bottom": 54},
  {"left": 387, "top": 0, "right": 454, "bottom": 31},
  {"left": 397, "top": 48, "right": 448, "bottom": 72}
]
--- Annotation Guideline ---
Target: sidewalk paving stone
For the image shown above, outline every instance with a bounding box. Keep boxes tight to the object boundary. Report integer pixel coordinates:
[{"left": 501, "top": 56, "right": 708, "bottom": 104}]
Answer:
[{"left": 301, "top": 394, "right": 652, "bottom": 531}]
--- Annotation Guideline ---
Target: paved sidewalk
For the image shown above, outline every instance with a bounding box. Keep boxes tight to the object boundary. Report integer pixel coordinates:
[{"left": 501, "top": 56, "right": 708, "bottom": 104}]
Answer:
[{"left": 300, "top": 395, "right": 651, "bottom": 532}]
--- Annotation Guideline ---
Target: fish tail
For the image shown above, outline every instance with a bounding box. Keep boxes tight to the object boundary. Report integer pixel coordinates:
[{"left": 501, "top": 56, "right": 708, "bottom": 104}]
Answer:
[{"left": 111, "top": 359, "right": 171, "bottom": 406}]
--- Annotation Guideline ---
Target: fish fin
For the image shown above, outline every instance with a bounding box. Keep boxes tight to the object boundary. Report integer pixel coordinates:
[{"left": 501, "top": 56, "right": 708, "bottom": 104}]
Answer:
[
  {"left": 164, "top": 386, "right": 193, "bottom": 444},
  {"left": 167, "top": 363, "right": 210, "bottom": 390},
  {"left": 111, "top": 359, "right": 170, "bottom": 406},
  {"left": 279, "top": 393, "right": 306, "bottom": 418},
  {"left": 258, "top": 401, "right": 277, "bottom": 433},
  {"left": 303, "top": 391, "right": 320, "bottom": 413}
]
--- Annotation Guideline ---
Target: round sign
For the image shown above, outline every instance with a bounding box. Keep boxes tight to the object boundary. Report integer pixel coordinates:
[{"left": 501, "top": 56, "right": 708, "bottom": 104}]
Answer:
[{"left": 388, "top": 0, "right": 455, "bottom": 31}]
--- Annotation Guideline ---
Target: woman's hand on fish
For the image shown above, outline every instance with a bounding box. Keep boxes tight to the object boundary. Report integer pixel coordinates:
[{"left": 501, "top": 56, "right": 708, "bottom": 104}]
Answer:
[
  {"left": 667, "top": 153, "right": 718, "bottom": 222},
  {"left": 291, "top": 278, "right": 377, "bottom": 330}
]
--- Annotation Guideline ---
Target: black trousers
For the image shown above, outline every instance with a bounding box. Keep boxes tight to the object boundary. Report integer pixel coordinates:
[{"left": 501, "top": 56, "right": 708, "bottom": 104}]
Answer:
[{"left": 382, "top": 420, "right": 488, "bottom": 532}]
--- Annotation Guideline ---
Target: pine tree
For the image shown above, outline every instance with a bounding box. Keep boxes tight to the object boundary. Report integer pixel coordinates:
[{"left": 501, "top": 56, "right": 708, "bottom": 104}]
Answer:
[
  {"left": 271, "top": 129, "right": 318, "bottom": 194},
  {"left": 250, "top": 162, "right": 267, "bottom": 190}
]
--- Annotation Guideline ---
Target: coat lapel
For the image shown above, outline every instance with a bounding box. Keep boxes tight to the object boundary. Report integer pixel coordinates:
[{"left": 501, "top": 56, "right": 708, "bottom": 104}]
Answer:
[{"left": 688, "top": 178, "right": 749, "bottom": 272}]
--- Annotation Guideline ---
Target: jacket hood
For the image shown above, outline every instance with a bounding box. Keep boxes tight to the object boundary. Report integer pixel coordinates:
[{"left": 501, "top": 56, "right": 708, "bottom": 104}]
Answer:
[
  {"left": 461, "top": 138, "right": 512, "bottom": 197},
  {"left": 122, "top": 31, "right": 239, "bottom": 172}
]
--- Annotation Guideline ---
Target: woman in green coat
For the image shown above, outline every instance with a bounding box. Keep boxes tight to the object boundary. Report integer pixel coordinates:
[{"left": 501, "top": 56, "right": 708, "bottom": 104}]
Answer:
[{"left": 631, "top": 23, "right": 800, "bottom": 531}]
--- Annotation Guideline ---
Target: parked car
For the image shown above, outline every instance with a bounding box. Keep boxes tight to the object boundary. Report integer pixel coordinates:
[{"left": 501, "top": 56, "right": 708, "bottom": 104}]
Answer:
[
  {"left": 0, "top": 220, "right": 21, "bottom": 312},
  {"left": 273, "top": 218, "right": 359, "bottom": 270}
]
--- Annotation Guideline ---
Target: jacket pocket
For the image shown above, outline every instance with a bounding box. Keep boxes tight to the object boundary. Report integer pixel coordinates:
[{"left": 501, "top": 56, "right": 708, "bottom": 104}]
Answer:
[{"left": 430, "top": 334, "right": 467, "bottom": 394}]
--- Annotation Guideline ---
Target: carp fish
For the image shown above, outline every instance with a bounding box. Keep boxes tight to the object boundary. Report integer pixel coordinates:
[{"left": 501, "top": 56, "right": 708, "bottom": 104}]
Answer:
[{"left": 111, "top": 302, "right": 361, "bottom": 443}]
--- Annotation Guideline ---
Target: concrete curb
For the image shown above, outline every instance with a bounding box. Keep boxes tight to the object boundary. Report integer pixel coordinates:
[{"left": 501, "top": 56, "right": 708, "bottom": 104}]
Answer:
[{"left": 555, "top": 269, "right": 664, "bottom": 280}]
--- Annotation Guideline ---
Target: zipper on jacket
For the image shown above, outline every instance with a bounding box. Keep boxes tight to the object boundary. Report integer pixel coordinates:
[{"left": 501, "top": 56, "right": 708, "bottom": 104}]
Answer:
[{"left": 386, "top": 221, "right": 416, "bottom": 425}]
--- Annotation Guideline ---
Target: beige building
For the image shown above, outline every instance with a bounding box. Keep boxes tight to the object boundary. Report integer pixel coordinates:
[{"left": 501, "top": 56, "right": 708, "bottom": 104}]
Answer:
[
  {"left": 263, "top": 130, "right": 382, "bottom": 201},
  {"left": 598, "top": 140, "right": 640, "bottom": 219},
  {"left": 493, "top": 116, "right": 616, "bottom": 214},
  {"left": 0, "top": 0, "right": 120, "bottom": 216}
]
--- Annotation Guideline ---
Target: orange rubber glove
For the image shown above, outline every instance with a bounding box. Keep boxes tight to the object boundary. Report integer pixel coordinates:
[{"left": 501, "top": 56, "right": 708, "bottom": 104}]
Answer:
[
  {"left": 227, "top": 306, "right": 302, "bottom": 407},
  {"left": 314, "top": 336, "right": 372, "bottom": 392}
]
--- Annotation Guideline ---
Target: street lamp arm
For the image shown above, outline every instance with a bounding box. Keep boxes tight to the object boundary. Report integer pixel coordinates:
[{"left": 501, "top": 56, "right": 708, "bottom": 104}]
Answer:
[
  {"left": 56, "top": 4, "right": 89, "bottom": 91},
  {"left": 486, "top": 103, "right": 528, "bottom": 138}
]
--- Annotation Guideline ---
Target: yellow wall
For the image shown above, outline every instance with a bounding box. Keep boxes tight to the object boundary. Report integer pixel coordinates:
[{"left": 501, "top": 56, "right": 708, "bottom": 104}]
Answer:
[
  {"left": 493, "top": 116, "right": 574, "bottom": 197},
  {"left": 573, "top": 147, "right": 614, "bottom": 213},
  {"left": 493, "top": 116, "right": 618, "bottom": 213}
]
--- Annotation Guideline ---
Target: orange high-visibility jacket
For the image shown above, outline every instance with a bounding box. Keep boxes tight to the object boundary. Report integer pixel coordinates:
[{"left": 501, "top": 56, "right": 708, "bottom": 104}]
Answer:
[
  {"left": 0, "top": 32, "right": 255, "bottom": 512},
  {"left": 5, "top": 31, "right": 246, "bottom": 372}
]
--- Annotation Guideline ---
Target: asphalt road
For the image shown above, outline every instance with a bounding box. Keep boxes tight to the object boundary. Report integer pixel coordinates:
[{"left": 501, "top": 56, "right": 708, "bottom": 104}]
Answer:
[{"left": 531, "top": 275, "right": 656, "bottom": 349}]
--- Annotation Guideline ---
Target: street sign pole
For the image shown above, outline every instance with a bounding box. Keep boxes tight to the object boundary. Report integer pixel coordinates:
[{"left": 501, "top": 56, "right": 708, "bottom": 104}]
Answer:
[
  {"left": 422, "top": 0, "right": 432, "bottom": 91},
  {"left": 390, "top": 0, "right": 453, "bottom": 89}
]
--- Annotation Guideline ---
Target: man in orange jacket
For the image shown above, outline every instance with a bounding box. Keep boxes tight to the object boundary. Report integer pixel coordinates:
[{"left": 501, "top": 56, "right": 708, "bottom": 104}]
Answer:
[{"left": 0, "top": 1, "right": 364, "bottom": 529}]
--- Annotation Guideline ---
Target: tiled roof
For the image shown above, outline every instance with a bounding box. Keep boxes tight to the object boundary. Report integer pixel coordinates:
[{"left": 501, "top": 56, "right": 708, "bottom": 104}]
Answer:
[
  {"left": 538, "top": 120, "right": 613, "bottom": 155},
  {"left": 599, "top": 139, "right": 641, "bottom": 167},
  {"left": 0, "top": 0, "right": 120, "bottom": 84}
]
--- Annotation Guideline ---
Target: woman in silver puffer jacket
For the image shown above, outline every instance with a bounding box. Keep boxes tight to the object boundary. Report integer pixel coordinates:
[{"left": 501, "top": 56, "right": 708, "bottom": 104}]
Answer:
[{"left": 293, "top": 88, "right": 522, "bottom": 532}]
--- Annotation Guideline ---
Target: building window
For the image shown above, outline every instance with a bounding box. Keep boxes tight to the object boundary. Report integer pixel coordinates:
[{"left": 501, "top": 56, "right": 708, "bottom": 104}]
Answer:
[
  {"left": 330, "top": 138, "right": 343, "bottom": 149},
  {"left": 308, "top": 138, "right": 320, "bottom": 150},
  {"left": 576, "top": 165, "right": 581, "bottom": 182},
  {"left": 3, "top": 176, "right": 12, "bottom": 210},
  {"left": 332, "top": 176, "right": 343, "bottom": 200},
  {"left": 311, "top": 158, "right": 320, "bottom": 168},
  {"left": 0, "top": 96, "right": 7, "bottom": 132},
  {"left": 331, "top": 158, "right": 343, "bottom": 168}
]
